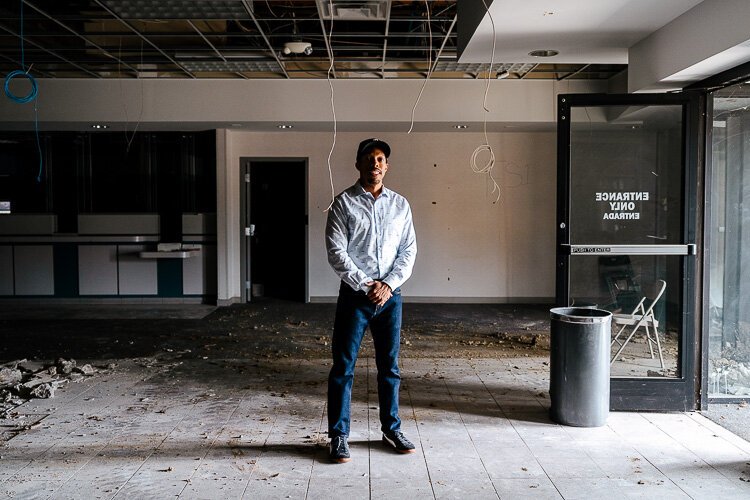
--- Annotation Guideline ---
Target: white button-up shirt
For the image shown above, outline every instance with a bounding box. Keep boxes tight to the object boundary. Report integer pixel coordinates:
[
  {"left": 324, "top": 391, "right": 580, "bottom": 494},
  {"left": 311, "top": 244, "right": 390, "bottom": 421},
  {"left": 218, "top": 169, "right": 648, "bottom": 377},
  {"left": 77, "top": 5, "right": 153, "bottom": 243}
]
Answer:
[{"left": 325, "top": 182, "right": 417, "bottom": 292}]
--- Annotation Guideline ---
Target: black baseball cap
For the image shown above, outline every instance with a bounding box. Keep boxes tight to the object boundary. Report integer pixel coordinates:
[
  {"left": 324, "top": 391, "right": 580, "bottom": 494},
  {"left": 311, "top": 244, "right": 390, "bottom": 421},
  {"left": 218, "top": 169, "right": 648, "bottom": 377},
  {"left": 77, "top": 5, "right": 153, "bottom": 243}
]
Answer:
[{"left": 356, "top": 138, "right": 390, "bottom": 160}]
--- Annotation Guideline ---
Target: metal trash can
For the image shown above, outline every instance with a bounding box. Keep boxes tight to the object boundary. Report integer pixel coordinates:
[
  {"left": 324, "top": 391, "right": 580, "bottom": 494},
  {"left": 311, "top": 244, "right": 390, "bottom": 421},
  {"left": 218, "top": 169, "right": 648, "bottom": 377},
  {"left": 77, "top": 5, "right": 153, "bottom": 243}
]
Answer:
[{"left": 549, "top": 307, "right": 612, "bottom": 427}]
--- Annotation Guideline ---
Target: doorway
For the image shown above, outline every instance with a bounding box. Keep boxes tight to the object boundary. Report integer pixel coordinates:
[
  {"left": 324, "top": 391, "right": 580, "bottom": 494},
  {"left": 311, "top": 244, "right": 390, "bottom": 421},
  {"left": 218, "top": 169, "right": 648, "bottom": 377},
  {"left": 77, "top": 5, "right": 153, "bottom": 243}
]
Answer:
[
  {"left": 241, "top": 159, "right": 307, "bottom": 302},
  {"left": 556, "top": 93, "right": 700, "bottom": 410}
]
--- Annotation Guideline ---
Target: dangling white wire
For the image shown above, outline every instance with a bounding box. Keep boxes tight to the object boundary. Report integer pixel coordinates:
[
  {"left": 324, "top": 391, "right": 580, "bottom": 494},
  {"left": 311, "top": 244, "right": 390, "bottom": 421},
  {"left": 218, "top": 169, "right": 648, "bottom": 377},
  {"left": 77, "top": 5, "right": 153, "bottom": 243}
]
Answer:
[
  {"left": 324, "top": 0, "right": 337, "bottom": 212},
  {"left": 407, "top": 0, "right": 432, "bottom": 134},
  {"left": 469, "top": 0, "right": 500, "bottom": 204},
  {"left": 126, "top": 38, "right": 145, "bottom": 153}
]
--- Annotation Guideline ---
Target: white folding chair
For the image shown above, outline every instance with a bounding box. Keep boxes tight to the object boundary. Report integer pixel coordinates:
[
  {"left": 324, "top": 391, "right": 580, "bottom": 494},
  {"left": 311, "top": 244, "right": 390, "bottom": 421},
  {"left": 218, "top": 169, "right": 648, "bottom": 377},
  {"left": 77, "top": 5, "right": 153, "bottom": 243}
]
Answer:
[{"left": 610, "top": 279, "right": 667, "bottom": 368}]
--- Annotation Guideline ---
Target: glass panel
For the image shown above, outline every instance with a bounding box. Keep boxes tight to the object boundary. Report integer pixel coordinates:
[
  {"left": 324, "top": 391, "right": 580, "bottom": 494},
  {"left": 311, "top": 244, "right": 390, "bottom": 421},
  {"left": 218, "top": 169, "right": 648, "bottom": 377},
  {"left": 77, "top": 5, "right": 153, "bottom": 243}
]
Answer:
[
  {"left": 566, "top": 103, "right": 686, "bottom": 380},
  {"left": 708, "top": 81, "right": 750, "bottom": 398},
  {"left": 569, "top": 105, "right": 683, "bottom": 245},
  {"left": 570, "top": 254, "right": 681, "bottom": 378},
  {"left": 90, "top": 133, "right": 153, "bottom": 213}
]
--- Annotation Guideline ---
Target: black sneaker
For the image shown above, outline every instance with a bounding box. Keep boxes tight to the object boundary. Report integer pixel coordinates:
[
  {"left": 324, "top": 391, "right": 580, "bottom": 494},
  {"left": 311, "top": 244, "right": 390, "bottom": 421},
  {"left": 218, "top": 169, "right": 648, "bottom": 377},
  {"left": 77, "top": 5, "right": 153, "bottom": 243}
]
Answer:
[
  {"left": 329, "top": 435, "right": 351, "bottom": 463},
  {"left": 382, "top": 430, "right": 415, "bottom": 454}
]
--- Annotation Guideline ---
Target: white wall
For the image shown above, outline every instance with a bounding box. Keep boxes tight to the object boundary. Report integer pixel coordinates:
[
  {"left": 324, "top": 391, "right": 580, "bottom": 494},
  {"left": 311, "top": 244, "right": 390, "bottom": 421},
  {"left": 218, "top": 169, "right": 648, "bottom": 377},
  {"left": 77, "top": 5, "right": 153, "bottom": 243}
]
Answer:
[{"left": 220, "top": 130, "right": 556, "bottom": 303}]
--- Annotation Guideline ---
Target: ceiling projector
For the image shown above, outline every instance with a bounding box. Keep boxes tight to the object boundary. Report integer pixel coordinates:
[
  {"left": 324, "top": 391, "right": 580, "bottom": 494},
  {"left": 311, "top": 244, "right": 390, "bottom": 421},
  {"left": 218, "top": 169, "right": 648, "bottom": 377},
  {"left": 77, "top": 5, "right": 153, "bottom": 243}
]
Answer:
[{"left": 283, "top": 41, "right": 313, "bottom": 55}]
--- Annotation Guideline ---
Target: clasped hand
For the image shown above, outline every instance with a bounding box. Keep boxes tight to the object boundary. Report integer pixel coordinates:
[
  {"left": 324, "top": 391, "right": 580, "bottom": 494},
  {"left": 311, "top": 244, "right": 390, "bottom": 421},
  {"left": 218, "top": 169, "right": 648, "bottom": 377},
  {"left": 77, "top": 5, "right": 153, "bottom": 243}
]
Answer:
[{"left": 366, "top": 280, "right": 392, "bottom": 306}]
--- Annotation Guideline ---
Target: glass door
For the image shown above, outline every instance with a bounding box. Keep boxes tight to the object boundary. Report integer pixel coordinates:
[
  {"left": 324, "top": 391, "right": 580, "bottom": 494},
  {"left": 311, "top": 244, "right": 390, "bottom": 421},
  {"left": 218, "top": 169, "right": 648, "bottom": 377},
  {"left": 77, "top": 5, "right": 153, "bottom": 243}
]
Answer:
[{"left": 556, "top": 93, "right": 700, "bottom": 411}]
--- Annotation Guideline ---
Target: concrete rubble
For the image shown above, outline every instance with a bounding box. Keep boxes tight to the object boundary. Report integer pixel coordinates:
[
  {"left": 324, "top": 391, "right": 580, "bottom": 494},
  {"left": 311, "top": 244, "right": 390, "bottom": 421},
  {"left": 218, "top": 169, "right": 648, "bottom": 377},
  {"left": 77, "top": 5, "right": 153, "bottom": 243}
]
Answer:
[
  {"left": 0, "top": 357, "right": 100, "bottom": 420},
  {"left": 709, "top": 357, "right": 750, "bottom": 396},
  {"left": 709, "top": 335, "right": 750, "bottom": 396}
]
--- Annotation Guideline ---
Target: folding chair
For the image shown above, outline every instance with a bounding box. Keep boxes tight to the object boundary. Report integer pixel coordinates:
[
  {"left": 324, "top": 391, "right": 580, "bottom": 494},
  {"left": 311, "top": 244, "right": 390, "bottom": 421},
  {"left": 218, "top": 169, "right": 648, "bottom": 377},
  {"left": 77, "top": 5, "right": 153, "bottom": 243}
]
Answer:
[
  {"left": 599, "top": 256, "right": 640, "bottom": 312},
  {"left": 610, "top": 279, "right": 667, "bottom": 368}
]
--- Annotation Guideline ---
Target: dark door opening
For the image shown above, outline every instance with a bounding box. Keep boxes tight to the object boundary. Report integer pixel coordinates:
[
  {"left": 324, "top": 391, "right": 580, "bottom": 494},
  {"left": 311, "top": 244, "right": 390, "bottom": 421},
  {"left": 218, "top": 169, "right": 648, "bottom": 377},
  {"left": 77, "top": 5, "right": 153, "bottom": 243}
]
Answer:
[{"left": 243, "top": 160, "right": 307, "bottom": 302}]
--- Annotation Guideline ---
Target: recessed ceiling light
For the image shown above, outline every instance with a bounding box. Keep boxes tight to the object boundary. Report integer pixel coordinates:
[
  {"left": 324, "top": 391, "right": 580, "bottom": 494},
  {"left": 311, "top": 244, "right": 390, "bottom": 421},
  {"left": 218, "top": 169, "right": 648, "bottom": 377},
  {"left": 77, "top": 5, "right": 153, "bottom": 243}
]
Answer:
[
  {"left": 528, "top": 49, "right": 559, "bottom": 58},
  {"left": 453, "top": 125, "right": 467, "bottom": 129},
  {"left": 91, "top": 124, "right": 109, "bottom": 129},
  {"left": 277, "top": 124, "right": 293, "bottom": 129},
  {"left": 496, "top": 70, "right": 509, "bottom": 80}
]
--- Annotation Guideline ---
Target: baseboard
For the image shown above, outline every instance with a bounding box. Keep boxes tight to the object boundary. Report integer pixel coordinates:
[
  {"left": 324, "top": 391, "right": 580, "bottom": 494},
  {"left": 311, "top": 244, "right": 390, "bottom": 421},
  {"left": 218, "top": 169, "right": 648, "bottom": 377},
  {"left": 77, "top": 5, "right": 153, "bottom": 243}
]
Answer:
[
  {"left": 0, "top": 297, "right": 210, "bottom": 304},
  {"left": 308, "top": 296, "right": 337, "bottom": 303},
  {"left": 217, "top": 297, "right": 242, "bottom": 306}
]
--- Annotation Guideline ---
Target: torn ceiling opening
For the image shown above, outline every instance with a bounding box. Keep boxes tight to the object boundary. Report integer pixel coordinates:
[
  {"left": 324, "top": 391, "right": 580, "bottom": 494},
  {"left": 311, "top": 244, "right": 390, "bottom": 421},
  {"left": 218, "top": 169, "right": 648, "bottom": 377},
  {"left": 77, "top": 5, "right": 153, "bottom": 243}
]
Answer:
[{"left": 0, "top": 0, "right": 626, "bottom": 80}]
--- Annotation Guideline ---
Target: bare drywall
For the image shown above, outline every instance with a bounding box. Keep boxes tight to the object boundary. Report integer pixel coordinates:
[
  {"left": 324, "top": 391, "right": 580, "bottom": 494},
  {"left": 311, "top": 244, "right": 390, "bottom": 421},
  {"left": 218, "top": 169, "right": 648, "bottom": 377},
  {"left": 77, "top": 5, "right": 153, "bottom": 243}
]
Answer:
[
  {"left": 219, "top": 130, "right": 556, "bottom": 302},
  {"left": 0, "top": 78, "right": 603, "bottom": 131}
]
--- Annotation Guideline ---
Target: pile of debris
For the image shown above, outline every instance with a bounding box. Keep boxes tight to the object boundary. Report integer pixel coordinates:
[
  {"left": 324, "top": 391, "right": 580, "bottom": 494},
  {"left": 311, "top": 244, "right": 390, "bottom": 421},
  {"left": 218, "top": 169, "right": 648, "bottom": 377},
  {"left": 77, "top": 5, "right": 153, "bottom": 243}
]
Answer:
[
  {"left": 709, "top": 337, "right": 750, "bottom": 396},
  {"left": 0, "top": 358, "right": 97, "bottom": 418},
  {"left": 709, "top": 357, "right": 750, "bottom": 396}
]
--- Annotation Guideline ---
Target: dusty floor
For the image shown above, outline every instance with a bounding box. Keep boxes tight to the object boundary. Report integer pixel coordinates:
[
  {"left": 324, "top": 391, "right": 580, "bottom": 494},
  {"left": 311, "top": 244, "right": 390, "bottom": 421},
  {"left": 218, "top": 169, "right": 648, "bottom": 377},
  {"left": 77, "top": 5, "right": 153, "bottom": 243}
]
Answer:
[
  {"left": 0, "top": 301, "right": 551, "bottom": 362},
  {"left": 0, "top": 301, "right": 749, "bottom": 499}
]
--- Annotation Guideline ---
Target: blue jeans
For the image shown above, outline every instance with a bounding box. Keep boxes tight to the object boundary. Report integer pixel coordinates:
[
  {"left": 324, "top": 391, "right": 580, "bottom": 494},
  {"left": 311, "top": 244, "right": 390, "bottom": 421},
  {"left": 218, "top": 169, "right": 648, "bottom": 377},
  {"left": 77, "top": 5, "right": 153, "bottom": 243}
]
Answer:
[{"left": 328, "top": 282, "right": 403, "bottom": 437}]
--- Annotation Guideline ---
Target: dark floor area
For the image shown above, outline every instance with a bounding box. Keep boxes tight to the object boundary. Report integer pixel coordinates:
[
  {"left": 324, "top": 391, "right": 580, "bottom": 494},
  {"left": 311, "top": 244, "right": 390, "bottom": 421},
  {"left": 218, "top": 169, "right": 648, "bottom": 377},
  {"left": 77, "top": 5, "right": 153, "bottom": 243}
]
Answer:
[
  {"left": 2, "top": 300, "right": 748, "bottom": 442},
  {"left": 0, "top": 300, "right": 551, "bottom": 362}
]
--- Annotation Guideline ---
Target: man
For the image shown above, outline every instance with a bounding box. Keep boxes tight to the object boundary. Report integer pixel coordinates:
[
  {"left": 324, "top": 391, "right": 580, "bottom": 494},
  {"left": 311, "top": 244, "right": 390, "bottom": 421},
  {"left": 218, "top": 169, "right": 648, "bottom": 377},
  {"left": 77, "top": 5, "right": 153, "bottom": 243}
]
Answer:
[{"left": 325, "top": 138, "right": 418, "bottom": 463}]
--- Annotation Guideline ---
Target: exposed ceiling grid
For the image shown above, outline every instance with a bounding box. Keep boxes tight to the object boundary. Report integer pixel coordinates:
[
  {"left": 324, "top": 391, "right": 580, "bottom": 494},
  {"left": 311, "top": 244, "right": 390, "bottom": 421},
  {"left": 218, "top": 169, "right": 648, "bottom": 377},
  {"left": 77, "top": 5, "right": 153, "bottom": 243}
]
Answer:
[{"left": 0, "top": 0, "right": 626, "bottom": 80}]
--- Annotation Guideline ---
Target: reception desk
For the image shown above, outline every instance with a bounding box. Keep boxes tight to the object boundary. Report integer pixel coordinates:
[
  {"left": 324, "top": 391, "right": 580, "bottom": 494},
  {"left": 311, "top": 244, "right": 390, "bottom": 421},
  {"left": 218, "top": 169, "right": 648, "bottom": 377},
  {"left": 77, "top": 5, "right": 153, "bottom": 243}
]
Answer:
[{"left": 0, "top": 214, "right": 216, "bottom": 301}]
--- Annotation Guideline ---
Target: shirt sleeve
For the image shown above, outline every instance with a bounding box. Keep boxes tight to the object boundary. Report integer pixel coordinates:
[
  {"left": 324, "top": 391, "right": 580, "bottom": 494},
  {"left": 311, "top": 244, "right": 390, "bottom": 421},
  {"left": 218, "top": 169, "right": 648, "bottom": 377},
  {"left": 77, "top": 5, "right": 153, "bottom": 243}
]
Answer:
[
  {"left": 382, "top": 203, "right": 417, "bottom": 291},
  {"left": 325, "top": 197, "right": 373, "bottom": 292}
]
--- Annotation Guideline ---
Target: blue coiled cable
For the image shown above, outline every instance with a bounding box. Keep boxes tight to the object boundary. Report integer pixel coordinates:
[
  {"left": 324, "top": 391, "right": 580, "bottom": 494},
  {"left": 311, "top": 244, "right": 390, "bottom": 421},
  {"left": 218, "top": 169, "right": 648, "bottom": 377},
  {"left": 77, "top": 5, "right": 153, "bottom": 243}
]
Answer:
[
  {"left": 4, "top": 0, "right": 42, "bottom": 182},
  {"left": 4, "top": 69, "right": 38, "bottom": 103}
]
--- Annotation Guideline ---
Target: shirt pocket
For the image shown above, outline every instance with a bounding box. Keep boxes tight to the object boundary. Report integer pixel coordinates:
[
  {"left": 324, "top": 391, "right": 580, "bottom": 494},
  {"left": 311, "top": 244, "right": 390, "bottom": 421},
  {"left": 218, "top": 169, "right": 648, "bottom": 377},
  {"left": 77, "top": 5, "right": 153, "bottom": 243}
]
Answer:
[
  {"left": 346, "top": 214, "right": 370, "bottom": 238},
  {"left": 384, "top": 212, "right": 406, "bottom": 241}
]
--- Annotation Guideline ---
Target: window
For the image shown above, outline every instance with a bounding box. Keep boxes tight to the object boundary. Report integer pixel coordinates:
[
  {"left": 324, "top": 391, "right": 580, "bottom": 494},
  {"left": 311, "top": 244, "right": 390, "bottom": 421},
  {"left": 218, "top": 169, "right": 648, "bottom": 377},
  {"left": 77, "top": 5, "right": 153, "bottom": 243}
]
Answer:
[
  {"left": 708, "top": 80, "right": 750, "bottom": 398},
  {"left": 89, "top": 133, "right": 154, "bottom": 213},
  {"left": 0, "top": 134, "right": 48, "bottom": 213}
]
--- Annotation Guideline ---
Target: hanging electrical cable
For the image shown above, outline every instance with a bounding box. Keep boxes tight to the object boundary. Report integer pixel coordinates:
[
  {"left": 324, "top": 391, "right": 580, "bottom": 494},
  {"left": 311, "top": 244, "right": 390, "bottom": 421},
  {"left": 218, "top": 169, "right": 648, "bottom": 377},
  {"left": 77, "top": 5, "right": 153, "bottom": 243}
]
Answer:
[
  {"left": 126, "top": 38, "right": 145, "bottom": 153},
  {"left": 469, "top": 0, "right": 500, "bottom": 204},
  {"left": 4, "top": 69, "right": 37, "bottom": 104},
  {"left": 407, "top": 0, "right": 432, "bottom": 134},
  {"left": 115, "top": 34, "right": 144, "bottom": 152},
  {"left": 324, "top": 0, "right": 337, "bottom": 212},
  {"left": 4, "top": 0, "right": 43, "bottom": 182}
]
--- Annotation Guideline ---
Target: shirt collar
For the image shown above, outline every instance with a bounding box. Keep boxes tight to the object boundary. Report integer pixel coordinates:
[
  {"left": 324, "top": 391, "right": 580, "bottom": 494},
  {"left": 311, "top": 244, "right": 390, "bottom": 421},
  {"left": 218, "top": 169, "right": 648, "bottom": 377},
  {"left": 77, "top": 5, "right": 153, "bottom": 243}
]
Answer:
[{"left": 354, "top": 181, "right": 390, "bottom": 198}]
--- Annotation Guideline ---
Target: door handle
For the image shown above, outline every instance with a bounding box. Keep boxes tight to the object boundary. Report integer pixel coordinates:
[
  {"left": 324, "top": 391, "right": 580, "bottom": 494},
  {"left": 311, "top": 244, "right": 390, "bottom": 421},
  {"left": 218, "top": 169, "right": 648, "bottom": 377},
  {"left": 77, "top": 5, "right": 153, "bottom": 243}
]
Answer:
[{"left": 562, "top": 244, "right": 696, "bottom": 255}]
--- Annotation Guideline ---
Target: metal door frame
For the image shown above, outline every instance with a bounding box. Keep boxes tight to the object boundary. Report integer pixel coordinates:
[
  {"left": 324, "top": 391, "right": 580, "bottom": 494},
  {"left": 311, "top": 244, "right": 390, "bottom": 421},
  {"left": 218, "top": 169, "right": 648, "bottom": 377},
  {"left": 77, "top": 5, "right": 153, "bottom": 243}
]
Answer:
[
  {"left": 556, "top": 92, "right": 702, "bottom": 411},
  {"left": 240, "top": 159, "right": 251, "bottom": 303},
  {"left": 239, "top": 157, "right": 309, "bottom": 303}
]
